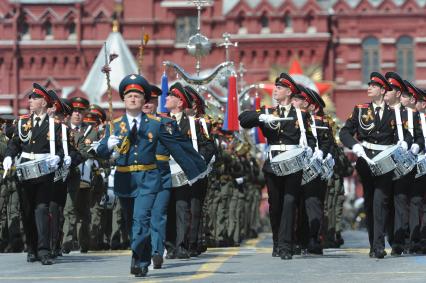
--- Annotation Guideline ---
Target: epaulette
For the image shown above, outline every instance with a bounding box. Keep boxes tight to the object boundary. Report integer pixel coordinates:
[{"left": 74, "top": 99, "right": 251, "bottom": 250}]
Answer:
[
  {"left": 300, "top": 109, "right": 307, "bottom": 113},
  {"left": 356, "top": 103, "right": 369, "bottom": 109},
  {"left": 158, "top": 113, "right": 169, "bottom": 118},
  {"left": 113, "top": 116, "right": 123, "bottom": 123},
  {"left": 19, "top": 114, "right": 31, "bottom": 119},
  {"left": 314, "top": 115, "right": 323, "bottom": 121},
  {"left": 147, "top": 114, "right": 161, "bottom": 121}
]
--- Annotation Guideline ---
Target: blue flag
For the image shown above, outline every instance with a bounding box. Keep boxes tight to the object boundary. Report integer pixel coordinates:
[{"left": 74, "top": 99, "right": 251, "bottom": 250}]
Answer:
[{"left": 158, "top": 72, "right": 168, "bottom": 113}]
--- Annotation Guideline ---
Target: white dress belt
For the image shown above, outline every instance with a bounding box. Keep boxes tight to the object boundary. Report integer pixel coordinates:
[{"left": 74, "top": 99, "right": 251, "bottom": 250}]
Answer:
[
  {"left": 269, "top": 144, "right": 300, "bottom": 151},
  {"left": 21, "top": 152, "right": 51, "bottom": 160},
  {"left": 361, "top": 141, "right": 392, "bottom": 151}
]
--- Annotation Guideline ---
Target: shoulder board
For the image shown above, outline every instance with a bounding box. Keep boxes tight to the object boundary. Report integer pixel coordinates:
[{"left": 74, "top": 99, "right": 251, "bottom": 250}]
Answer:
[
  {"left": 19, "top": 114, "right": 31, "bottom": 119},
  {"left": 147, "top": 114, "right": 161, "bottom": 121},
  {"left": 113, "top": 116, "right": 123, "bottom": 123},
  {"left": 411, "top": 109, "right": 418, "bottom": 113},
  {"left": 356, "top": 103, "right": 369, "bottom": 109},
  {"left": 299, "top": 109, "right": 307, "bottom": 113},
  {"left": 314, "top": 115, "right": 323, "bottom": 121},
  {"left": 158, "top": 113, "right": 169, "bottom": 118}
]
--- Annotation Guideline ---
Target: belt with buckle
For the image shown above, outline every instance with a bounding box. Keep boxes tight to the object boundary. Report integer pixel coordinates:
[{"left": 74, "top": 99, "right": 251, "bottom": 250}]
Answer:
[
  {"left": 361, "top": 141, "right": 392, "bottom": 151},
  {"left": 21, "top": 152, "right": 50, "bottom": 160},
  {"left": 156, "top": 154, "right": 170, "bottom": 161},
  {"left": 116, "top": 164, "right": 157, "bottom": 173}
]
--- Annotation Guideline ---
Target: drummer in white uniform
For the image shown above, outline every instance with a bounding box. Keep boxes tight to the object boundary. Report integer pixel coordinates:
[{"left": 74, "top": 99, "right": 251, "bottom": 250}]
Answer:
[
  {"left": 3, "top": 84, "right": 63, "bottom": 265},
  {"left": 339, "top": 72, "right": 412, "bottom": 259}
]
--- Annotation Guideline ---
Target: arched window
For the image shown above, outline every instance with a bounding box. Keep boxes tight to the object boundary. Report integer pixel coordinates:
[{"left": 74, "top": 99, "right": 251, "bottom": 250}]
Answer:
[
  {"left": 260, "top": 12, "right": 270, "bottom": 33},
  {"left": 43, "top": 19, "right": 53, "bottom": 39},
  {"left": 67, "top": 21, "right": 76, "bottom": 39},
  {"left": 18, "top": 15, "right": 30, "bottom": 40},
  {"left": 362, "top": 37, "right": 380, "bottom": 83},
  {"left": 396, "top": 36, "right": 414, "bottom": 81},
  {"left": 236, "top": 11, "right": 247, "bottom": 34},
  {"left": 283, "top": 12, "right": 292, "bottom": 33}
]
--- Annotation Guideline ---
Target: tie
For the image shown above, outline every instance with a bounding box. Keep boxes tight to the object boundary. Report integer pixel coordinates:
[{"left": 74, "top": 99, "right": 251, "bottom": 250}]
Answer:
[
  {"left": 374, "top": 106, "right": 381, "bottom": 127},
  {"left": 280, "top": 107, "right": 287, "bottom": 118},
  {"left": 75, "top": 126, "right": 80, "bottom": 132},
  {"left": 130, "top": 119, "right": 137, "bottom": 143},
  {"left": 171, "top": 115, "right": 176, "bottom": 121},
  {"left": 34, "top": 117, "right": 41, "bottom": 129}
]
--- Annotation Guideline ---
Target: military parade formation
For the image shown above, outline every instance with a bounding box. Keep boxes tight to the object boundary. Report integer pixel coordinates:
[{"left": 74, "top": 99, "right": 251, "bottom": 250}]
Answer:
[{"left": 1, "top": 67, "right": 426, "bottom": 278}]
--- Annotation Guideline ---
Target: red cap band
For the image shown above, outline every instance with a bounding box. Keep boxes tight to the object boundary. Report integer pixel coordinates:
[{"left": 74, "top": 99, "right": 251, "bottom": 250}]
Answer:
[
  {"left": 388, "top": 78, "right": 402, "bottom": 90},
  {"left": 91, "top": 109, "right": 103, "bottom": 117},
  {"left": 279, "top": 79, "right": 297, "bottom": 94},
  {"left": 124, "top": 84, "right": 145, "bottom": 94},
  {"left": 300, "top": 91, "right": 314, "bottom": 105},
  {"left": 72, "top": 102, "right": 87, "bottom": 109},
  {"left": 371, "top": 77, "right": 386, "bottom": 88},
  {"left": 33, "top": 88, "right": 51, "bottom": 104},
  {"left": 171, "top": 88, "right": 188, "bottom": 109}
]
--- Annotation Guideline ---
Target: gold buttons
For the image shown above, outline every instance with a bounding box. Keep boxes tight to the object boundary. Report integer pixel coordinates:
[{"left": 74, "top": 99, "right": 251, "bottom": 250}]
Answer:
[{"left": 134, "top": 152, "right": 138, "bottom": 156}]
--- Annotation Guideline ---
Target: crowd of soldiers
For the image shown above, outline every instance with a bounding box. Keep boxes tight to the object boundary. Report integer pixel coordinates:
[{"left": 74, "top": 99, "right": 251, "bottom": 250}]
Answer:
[
  {"left": 0, "top": 67, "right": 368, "bottom": 278},
  {"left": 0, "top": 75, "right": 271, "bottom": 277}
]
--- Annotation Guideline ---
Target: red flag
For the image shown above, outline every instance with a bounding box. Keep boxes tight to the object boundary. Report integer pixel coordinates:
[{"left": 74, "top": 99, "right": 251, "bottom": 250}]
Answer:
[{"left": 223, "top": 75, "right": 239, "bottom": 131}]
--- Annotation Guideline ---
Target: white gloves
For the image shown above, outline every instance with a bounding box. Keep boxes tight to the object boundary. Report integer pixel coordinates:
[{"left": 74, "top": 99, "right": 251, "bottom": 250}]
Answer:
[
  {"left": 89, "top": 141, "right": 100, "bottom": 153},
  {"left": 397, "top": 140, "right": 408, "bottom": 151},
  {"left": 259, "top": 114, "right": 276, "bottom": 124},
  {"left": 410, "top": 143, "right": 420, "bottom": 155},
  {"left": 312, "top": 149, "right": 324, "bottom": 160},
  {"left": 352, "top": 143, "right": 366, "bottom": 157},
  {"left": 63, "top": 156, "right": 72, "bottom": 168},
  {"left": 3, "top": 156, "right": 12, "bottom": 171},
  {"left": 47, "top": 155, "right": 60, "bottom": 169},
  {"left": 235, "top": 177, "right": 244, "bottom": 185},
  {"left": 107, "top": 135, "right": 120, "bottom": 151},
  {"left": 325, "top": 153, "right": 335, "bottom": 167}
]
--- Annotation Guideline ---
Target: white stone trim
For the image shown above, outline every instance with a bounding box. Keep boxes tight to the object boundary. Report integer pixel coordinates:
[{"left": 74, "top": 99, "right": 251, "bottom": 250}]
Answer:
[
  {"left": 346, "top": 80, "right": 362, "bottom": 86},
  {"left": 231, "top": 32, "right": 330, "bottom": 40},
  {"left": 346, "top": 63, "right": 361, "bottom": 69},
  {"left": 160, "top": 1, "right": 212, "bottom": 8},
  {"left": 339, "top": 38, "right": 361, "bottom": 44},
  {"left": 415, "top": 62, "right": 426, "bottom": 68},
  {"left": 415, "top": 37, "right": 426, "bottom": 43},
  {"left": 98, "top": 101, "right": 125, "bottom": 109},
  {"left": 336, "top": 58, "right": 345, "bottom": 64},
  {"left": 381, "top": 62, "right": 395, "bottom": 68},
  {"left": 415, "top": 80, "right": 426, "bottom": 85},
  {"left": 0, "top": 106, "right": 12, "bottom": 113},
  {"left": 380, "top": 38, "right": 395, "bottom": 44}
]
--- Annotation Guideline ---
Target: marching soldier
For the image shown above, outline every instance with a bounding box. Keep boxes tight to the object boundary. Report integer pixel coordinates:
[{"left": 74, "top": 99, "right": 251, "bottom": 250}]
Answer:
[
  {"left": 239, "top": 73, "right": 316, "bottom": 260},
  {"left": 3, "top": 84, "right": 63, "bottom": 264},
  {"left": 96, "top": 74, "right": 207, "bottom": 277},
  {"left": 164, "top": 83, "right": 215, "bottom": 259},
  {"left": 48, "top": 96, "right": 82, "bottom": 258},
  {"left": 62, "top": 97, "right": 93, "bottom": 253},
  {"left": 292, "top": 85, "right": 333, "bottom": 254},
  {"left": 339, "top": 72, "right": 412, "bottom": 258}
]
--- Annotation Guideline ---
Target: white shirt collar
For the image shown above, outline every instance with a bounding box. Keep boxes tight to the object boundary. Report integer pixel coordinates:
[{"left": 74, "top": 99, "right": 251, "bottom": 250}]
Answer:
[
  {"left": 126, "top": 112, "right": 142, "bottom": 128},
  {"left": 70, "top": 123, "right": 81, "bottom": 130},
  {"left": 372, "top": 101, "right": 385, "bottom": 110},
  {"left": 171, "top": 112, "right": 183, "bottom": 123},
  {"left": 33, "top": 113, "right": 47, "bottom": 124}
]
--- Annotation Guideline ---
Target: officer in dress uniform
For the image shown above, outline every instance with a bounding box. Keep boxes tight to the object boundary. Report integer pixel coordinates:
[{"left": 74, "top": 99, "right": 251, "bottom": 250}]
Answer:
[
  {"left": 292, "top": 85, "right": 333, "bottom": 255},
  {"left": 239, "top": 73, "right": 316, "bottom": 260},
  {"left": 339, "top": 72, "right": 413, "bottom": 258},
  {"left": 3, "top": 84, "right": 63, "bottom": 265},
  {"left": 142, "top": 84, "right": 173, "bottom": 268},
  {"left": 96, "top": 74, "right": 207, "bottom": 277}
]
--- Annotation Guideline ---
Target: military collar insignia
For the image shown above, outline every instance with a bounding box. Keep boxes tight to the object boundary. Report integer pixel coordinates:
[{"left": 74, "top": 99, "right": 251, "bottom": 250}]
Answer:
[{"left": 120, "top": 121, "right": 127, "bottom": 134}]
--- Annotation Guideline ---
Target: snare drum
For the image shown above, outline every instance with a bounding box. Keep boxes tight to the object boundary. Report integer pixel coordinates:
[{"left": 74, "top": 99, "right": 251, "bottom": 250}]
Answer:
[
  {"left": 54, "top": 167, "right": 69, "bottom": 182},
  {"left": 301, "top": 157, "right": 322, "bottom": 185},
  {"left": 320, "top": 155, "right": 335, "bottom": 180},
  {"left": 415, "top": 155, "right": 426, "bottom": 179},
  {"left": 271, "top": 148, "right": 307, "bottom": 176},
  {"left": 16, "top": 157, "right": 55, "bottom": 181},
  {"left": 169, "top": 159, "right": 188, "bottom": 187},
  {"left": 368, "top": 145, "right": 401, "bottom": 176},
  {"left": 393, "top": 151, "right": 417, "bottom": 180}
]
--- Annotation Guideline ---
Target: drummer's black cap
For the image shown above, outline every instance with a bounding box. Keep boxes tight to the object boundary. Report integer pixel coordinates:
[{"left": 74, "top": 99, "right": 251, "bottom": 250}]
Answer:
[
  {"left": 368, "top": 72, "right": 391, "bottom": 91},
  {"left": 385, "top": 72, "right": 409, "bottom": 94},
  {"left": 275, "top": 73, "right": 301, "bottom": 94}
]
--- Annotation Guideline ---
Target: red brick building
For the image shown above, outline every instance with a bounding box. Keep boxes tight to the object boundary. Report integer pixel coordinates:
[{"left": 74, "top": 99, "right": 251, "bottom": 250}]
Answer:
[{"left": 0, "top": 0, "right": 425, "bottom": 120}]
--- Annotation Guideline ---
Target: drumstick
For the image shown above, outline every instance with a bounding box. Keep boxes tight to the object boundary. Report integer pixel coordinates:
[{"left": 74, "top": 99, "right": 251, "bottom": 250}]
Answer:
[
  {"left": 361, "top": 154, "right": 375, "bottom": 165},
  {"left": 310, "top": 126, "right": 329, "bottom": 130},
  {"left": 271, "top": 117, "right": 293, "bottom": 122}
]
